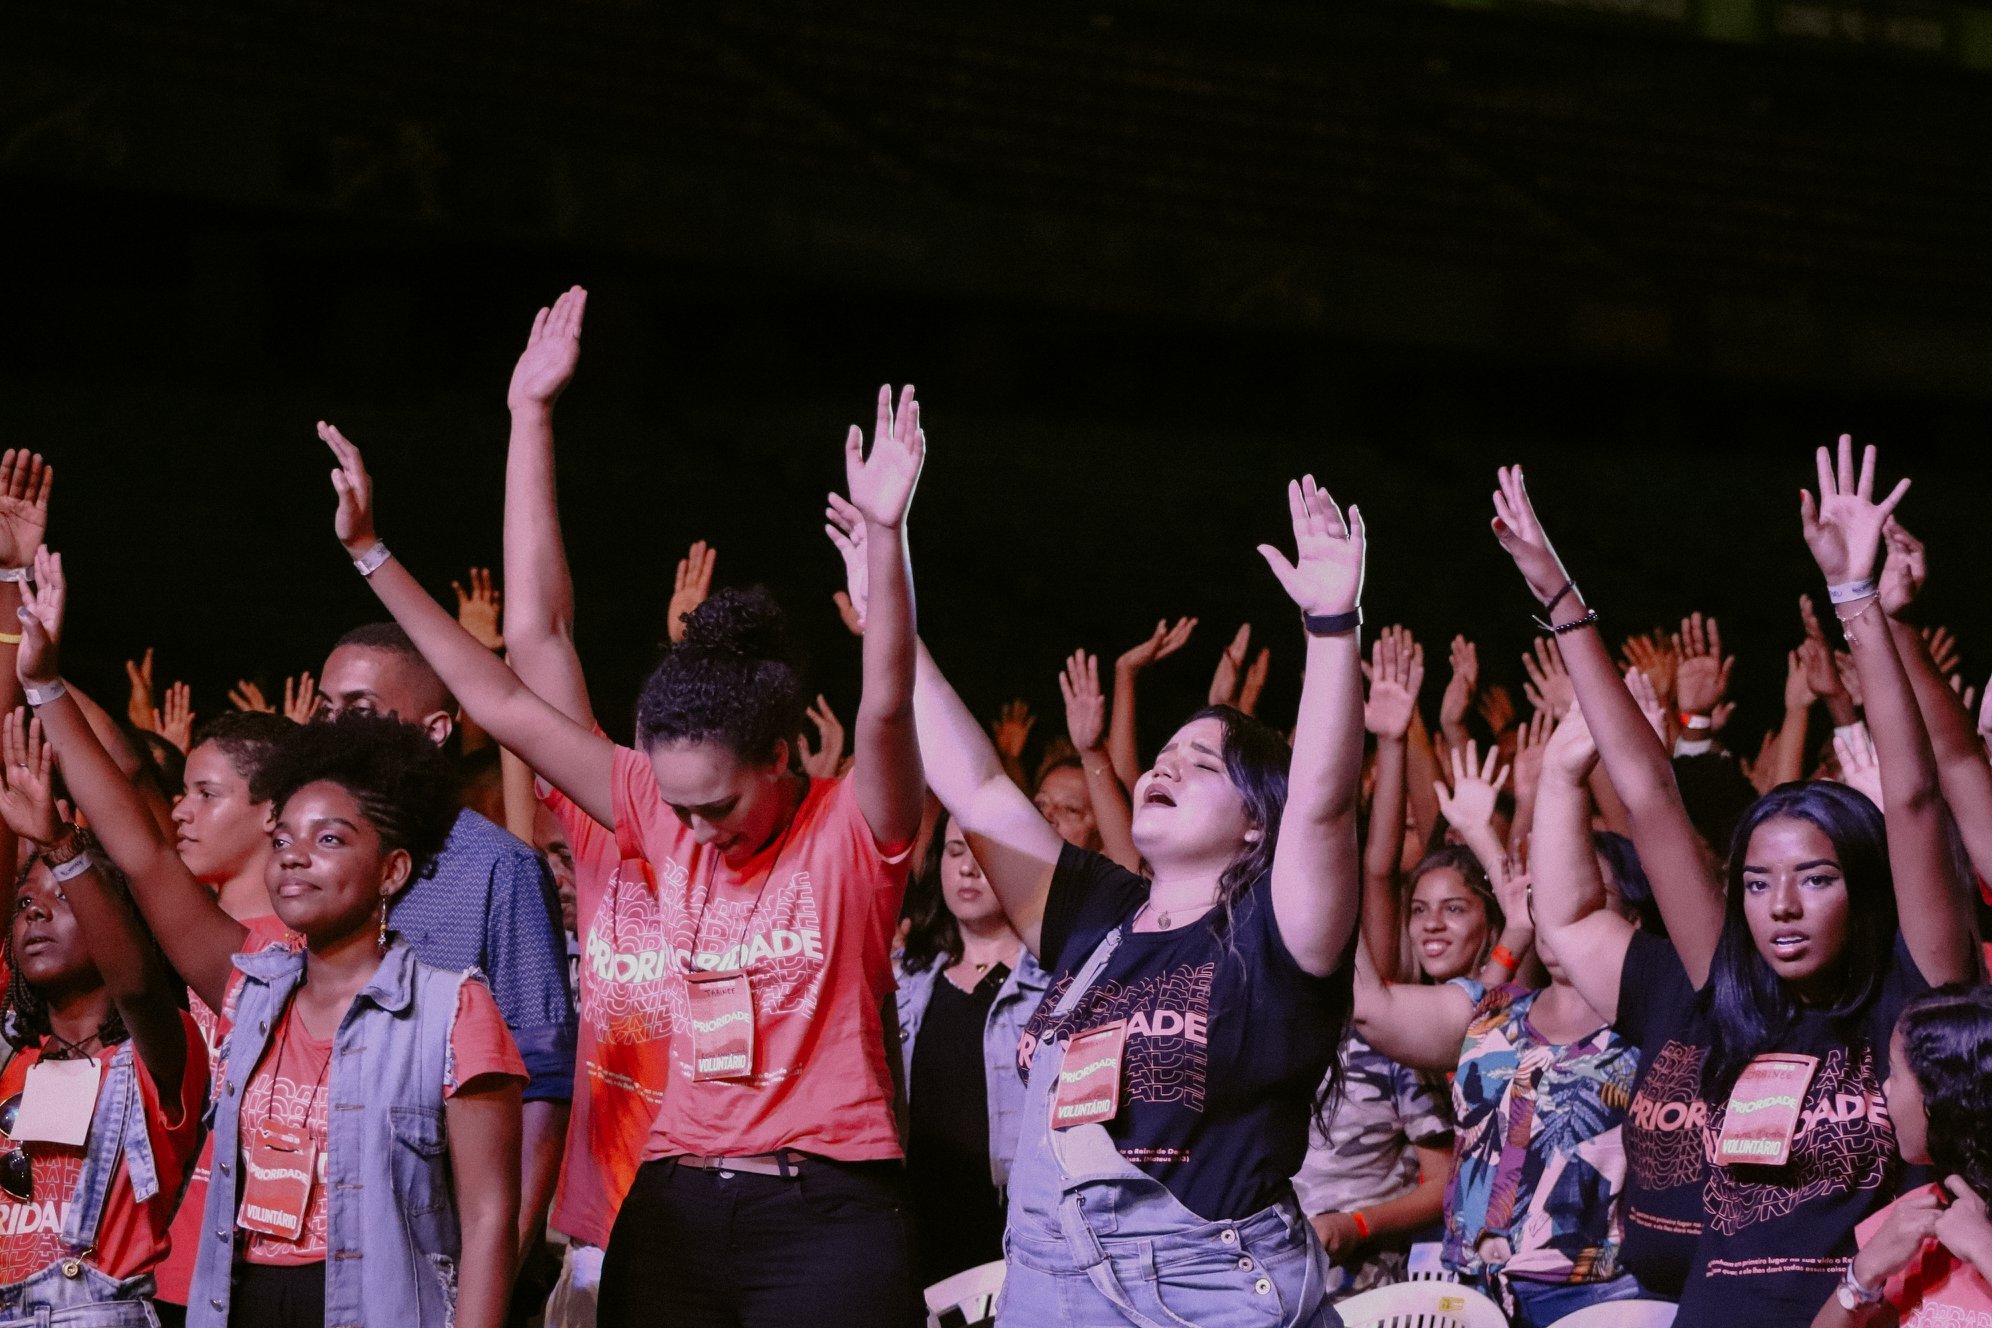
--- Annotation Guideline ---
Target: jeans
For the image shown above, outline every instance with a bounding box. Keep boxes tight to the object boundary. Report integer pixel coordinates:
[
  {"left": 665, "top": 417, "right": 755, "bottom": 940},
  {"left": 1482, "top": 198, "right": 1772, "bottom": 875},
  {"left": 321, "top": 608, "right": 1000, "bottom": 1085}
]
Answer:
[
  {"left": 597, "top": 1158, "right": 923, "bottom": 1328},
  {"left": 1498, "top": 1272, "right": 1651, "bottom": 1328}
]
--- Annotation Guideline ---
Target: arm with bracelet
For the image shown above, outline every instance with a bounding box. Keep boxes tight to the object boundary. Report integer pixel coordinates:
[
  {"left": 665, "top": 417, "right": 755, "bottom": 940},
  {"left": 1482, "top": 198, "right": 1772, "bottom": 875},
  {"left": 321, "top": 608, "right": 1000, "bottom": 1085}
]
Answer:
[
  {"left": 1489, "top": 466, "right": 1727, "bottom": 986},
  {"left": 1059, "top": 649, "right": 1140, "bottom": 872}
]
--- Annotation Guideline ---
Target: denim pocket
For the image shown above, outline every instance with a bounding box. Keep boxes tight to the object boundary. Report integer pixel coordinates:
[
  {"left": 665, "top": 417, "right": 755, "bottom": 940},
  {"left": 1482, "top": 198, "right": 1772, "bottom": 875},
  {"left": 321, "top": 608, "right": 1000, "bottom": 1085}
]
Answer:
[{"left": 388, "top": 1105, "right": 449, "bottom": 1216}]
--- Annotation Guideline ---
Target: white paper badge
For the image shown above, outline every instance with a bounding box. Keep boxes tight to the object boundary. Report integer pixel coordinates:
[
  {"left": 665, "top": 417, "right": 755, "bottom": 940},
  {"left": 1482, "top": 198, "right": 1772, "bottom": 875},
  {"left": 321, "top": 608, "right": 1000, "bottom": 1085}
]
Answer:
[{"left": 14, "top": 1058, "right": 102, "bottom": 1148}]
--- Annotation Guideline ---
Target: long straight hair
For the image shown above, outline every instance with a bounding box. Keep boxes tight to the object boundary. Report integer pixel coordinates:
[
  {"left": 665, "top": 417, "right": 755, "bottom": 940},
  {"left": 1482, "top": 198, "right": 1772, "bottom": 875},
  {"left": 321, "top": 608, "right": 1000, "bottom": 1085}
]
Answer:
[{"left": 1699, "top": 781, "right": 1895, "bottom": 1098}]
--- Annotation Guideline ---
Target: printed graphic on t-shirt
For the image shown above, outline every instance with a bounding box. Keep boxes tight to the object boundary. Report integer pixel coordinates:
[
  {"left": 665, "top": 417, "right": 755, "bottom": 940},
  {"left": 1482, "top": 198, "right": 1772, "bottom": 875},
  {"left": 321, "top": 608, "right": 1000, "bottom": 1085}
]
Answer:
[
  {"left": 579, "top": 862, "right": 679, "bottom": 1045},
  {"left": 1627, "top": 1039, "right": 1709, "bottom": 1192},
  {"left": 1704, "top": 1044, "right": 1892, "bottom": 1237},
  {"left": 674, "top": 868, "right": 826, "bottom": 1019},
  {"left": 1017, "top": 962, "right": 1215, "bottom": 1118},
  {"left": 238, "top": 1036, "right": 333, "bottom": 1264}
]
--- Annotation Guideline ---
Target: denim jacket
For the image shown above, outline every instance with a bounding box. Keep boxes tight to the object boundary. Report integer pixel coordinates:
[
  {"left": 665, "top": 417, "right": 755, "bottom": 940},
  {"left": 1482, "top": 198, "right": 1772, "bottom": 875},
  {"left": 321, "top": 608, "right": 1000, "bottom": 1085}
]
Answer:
[
  {"left": 186, "top": 940, "right": 475, "bottom": 1328},
  {"left": 895, "top": 949, "right": 1050, "bottom": 1189}
]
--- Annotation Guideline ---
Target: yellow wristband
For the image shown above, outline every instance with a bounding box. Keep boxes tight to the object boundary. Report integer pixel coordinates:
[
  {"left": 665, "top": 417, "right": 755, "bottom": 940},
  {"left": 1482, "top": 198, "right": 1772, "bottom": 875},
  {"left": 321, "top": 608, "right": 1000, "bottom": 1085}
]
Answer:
[{"left": 0, "top": 632, "right": 21, "bottom": 645}]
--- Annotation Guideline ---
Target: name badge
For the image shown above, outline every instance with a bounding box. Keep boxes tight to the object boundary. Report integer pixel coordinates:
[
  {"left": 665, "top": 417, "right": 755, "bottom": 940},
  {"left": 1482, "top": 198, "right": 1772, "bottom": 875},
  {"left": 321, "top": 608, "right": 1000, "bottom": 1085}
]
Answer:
[
  {"left": 1052, "top": 1020, "right": 1128, "bottom": 1130},
  {"left": 1717, "top": 1052, "right": 1819, "bottom": 1167},
  {"left": 238, "top": 1121, "right": 318, "bottom": 1240},
  {"left": 15, "top": 1058, "right": 101, "bottom": 1148},
  {"left": 686, "top": 970, "right": 756, "bottom": 1082}
]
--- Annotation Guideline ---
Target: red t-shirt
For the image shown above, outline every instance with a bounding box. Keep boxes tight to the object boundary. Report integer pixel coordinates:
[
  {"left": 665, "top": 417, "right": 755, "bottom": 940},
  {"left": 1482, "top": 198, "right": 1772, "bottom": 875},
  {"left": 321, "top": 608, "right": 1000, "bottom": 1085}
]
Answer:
[
  {"left": 156, "top": 915, "right": 300, "bottom": 1304},
  {"left": 609, "top": 747, "right": 912, "bottom": 1164},
  {"left": 1857, "top": 1185, "right": 1992, "bottom": 1325},
  {"left": 540, "top": 782, "right": 673, "bottom": 1251},
  {"left": 0, "top": 1011, "right": 208, "bottom": 1284}
]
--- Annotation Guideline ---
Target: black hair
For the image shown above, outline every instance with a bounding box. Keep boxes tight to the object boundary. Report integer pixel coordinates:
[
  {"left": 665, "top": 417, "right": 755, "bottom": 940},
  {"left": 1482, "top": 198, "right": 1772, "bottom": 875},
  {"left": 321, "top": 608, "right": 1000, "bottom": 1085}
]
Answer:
[
  {"left": 1594, "top": 830, "right": 1662, "bottom": 936},
  {"left": 1700, "top": 780, "right": 1896, "bottom": 1098},
  {"left": 249, "top": 712, "right": 457, "bottom": 884},
  {"left": 1898, "top": 983, "right": 1992, "bottom": 1200},
  {"left": 330, "top": 622, "right": 456, "bottom": 715},
  {"left": 189, "top": 710, "right": 300, "bottom": 787},
  {"left": 4, "top": 838, "right": 146, "bottom": 1052},
  {"left": 1674, "top": 752, "right": 1759, "bottom": 869},
  {"left": 900, "top": 809, "right": 963, "bottom": 975},
  {"left": 636, "top": 588, "right": 807, "bottom": 765}
]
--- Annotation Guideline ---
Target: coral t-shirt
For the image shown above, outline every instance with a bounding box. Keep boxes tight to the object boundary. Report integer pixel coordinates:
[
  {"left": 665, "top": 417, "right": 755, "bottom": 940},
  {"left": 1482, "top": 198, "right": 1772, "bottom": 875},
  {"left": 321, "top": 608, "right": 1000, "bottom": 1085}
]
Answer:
[
  {"left": 540, "top": 781, "right": 674, "bottom": 1250},
  {"left": 609, "top": 747, "right": 912, "bottom": 1163},
  {"left": 0, "top": 1012, "right": 208, "bottom": 1284},
  {"left": 219, "top": 963, "right": 526, "bottom": 1265},
  {"left": 1857, "top": 1185, "right": 1992, "bottom": 1326}
]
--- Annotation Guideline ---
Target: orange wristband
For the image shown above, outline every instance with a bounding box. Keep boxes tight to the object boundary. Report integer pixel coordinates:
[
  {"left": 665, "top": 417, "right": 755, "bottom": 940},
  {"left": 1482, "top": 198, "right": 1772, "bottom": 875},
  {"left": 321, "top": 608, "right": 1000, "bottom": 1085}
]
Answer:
[
  {"left": 1490, "top": 944, "right": 1519, "bottom": 972},
  {"left": 1350, "top": 1210, "right": 1372, "bottom": 1241}
]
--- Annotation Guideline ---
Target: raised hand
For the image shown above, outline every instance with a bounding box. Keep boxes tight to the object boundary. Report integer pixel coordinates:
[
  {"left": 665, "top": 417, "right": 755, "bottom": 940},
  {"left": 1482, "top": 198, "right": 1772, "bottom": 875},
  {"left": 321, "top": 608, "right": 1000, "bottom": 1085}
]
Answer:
[
  {"left": 0, "top": 709, "right": 64, "bottom": 845},
  {"left": 1783, "top": 648, "right": 1814, "bottom": 712},
  {"left": 796, "top": 694, "right": 846, "bottom": 780},
  {"left": 1439, "top": 636, "right": 1479, "bottom": 743},
  {"left": 15, "top": 546, "right": 65, "bottom": 688},
  {"left": 1476, "top": 683, "right": 1518, "bottom": 737},
  {"left": 1209, "top": 624, "right": 1252, "bottom": 707},
  {"left": 507, "top": 286, "right": 587, "bottom": 412},
  {"left": 1490, "top": 465, "right": 1574, "bottom": 605},
  {"left": 228, "top": 680, "right": 272, "bottom": 714},
  {"left": 1673, "top": 613, "right": 1734, "bottom": 716},
  {"left": 667, "top": 541, "right": 717, "bottom": 644},
  {"left": 845, "top": 385, "right": 924, "bottom": 530},
  {"left": 991, "top": 700, "right": 1035, "bottom": 762},
  {"left": 1620, "top": 631, "right": 1678, "bottom": 707},
  {"left": 1362, "top": 626, "right": 1424, "bottom": 739},
  {"left": 1521, "top": 637, "right": 1574, "bottom": 718},
  {"left": 1237, "top": 645, "right": 1271, "bottom": 718},
  {"left": 1832, "top": 722, "right": 1885, "bottom": 811},
  {"left": 824, "top": 492, "right": 868, "bottom": 635},
  {"left": 1117, "top": 617, "right": 1197, "bottom": 675},
  {"left": 1924, "top": 625, "right": 1961, "bottom": 678},
  {"left": 159, "top": 682, "right": 194, "bottom": 755},
  {"left": 1511, "top": 707, "right": 1554, "bottom": 803},
  {"left": 0, "top": 451, "right": 53, "bottom": 572},
  {"left": 282, "top": 671, "right": 319, "bottom": 724},
  {"left": 453, "top": 567, "right": 504, "bottom": 650},
  {"left": 1799, "top": 434, "right": 1910, "bottom": 586},
  {"left": 1257, "top": 474, "right": 1365, "bottom": 617},
  {"left": 1435, "top": 739, "right": 1508, "bottom": 834},
  {"left": 1624, "top": 667, "right": 1670, "bottom": 744},
  {"left": 1544, "top": 704, "right": 1600, "bottom": 782},
  {"left": 1059, "top": 651, "right": 1108, "bottom": 752},
  {"left": 320, "top": 421, "right": 379, "bottom": 555},
  {"left": 1879, "top": 517, "right": 1925, "bottom": 618},
  {"left": 125, "top": 647, "right": 159, "bottom": 730}
]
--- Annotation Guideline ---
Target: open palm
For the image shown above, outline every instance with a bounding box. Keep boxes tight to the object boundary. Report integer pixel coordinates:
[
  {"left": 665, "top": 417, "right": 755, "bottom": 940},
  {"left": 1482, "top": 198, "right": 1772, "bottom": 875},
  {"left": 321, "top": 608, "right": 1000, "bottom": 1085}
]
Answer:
[
  {"left": 1800, "top": 435, "right": 1908, "bottom": 585},
  {"left": 1258, "top": 474, "right": 1364, "bottom": 616},
  {"left": 846, "top": 384, "right": 924, "bottom": 528}
]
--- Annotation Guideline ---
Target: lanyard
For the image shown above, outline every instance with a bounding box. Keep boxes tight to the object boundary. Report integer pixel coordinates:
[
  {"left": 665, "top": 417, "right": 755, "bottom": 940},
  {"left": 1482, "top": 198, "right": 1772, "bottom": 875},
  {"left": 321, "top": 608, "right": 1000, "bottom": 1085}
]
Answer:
[
  {"left": 685, "top": 780, "right": 802, "bottom": 972},
  {"left": 264, "top": 998, "right": 330, "bottom": 1133}
]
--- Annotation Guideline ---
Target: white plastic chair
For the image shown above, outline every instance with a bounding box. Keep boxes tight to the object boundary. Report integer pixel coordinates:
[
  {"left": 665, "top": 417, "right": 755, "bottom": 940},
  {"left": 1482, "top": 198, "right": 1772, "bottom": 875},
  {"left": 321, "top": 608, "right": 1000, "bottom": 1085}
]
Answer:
[
  {"left": 1405, "top": 1241, "right": 1458, "bottom": 1282},
  {"left": 1337, "top": 1280, "right": 1509, "bottom": 1328},
  {"left": 1547, "top": 1301, "right": 1677, "bottom": 1327},
  {"left": 923, "top": 1259, "right": 1004, "bottom": 1328}
]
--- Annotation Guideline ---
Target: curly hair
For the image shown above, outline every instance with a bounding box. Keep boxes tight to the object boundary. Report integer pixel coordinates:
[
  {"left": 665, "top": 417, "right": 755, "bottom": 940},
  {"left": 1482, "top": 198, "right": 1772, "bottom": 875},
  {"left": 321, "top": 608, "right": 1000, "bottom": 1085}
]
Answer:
[
  {"left": 1899, "top": 983, "right": 1992, "bottom": 1201},
  {"left": 190, "top": 709, "right": 300, "bottom": 786},
  {"left": 3, "top": 839, "right": 147, "bottom": 1053},
  {"left": 248, "top": 712, "right": 457, "bottom": 883},
  {"left": 636, "top": 587, "right": 807, "bottom": 765}
]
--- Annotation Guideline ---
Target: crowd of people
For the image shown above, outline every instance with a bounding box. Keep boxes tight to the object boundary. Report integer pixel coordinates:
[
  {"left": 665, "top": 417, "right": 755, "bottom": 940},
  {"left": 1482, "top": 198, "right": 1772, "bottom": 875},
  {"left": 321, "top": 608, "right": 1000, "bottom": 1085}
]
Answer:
[{"left": 0, "top": 284, "right": 1986, "bottom": 1328}]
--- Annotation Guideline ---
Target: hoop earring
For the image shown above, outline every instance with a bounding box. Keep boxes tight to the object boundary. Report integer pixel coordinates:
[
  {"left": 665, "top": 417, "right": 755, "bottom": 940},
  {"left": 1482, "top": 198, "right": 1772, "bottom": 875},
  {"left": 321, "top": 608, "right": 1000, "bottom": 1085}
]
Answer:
[{"left": 377, "top": 892, "right": 392, "bottom": 955}]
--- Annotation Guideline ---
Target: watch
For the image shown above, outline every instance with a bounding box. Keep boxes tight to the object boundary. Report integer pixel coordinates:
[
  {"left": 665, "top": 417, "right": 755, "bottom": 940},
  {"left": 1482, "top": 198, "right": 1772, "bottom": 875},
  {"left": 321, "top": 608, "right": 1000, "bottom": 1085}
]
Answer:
[{"left": 1835, "top": 1262, "right": 1885, "bottom": 1310}]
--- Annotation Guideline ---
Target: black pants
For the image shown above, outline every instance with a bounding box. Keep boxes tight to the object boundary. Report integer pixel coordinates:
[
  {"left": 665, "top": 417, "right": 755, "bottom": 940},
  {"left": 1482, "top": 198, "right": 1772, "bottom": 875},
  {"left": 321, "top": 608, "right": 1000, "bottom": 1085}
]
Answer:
[
  {"left": 597, "top": 1157, "right": 924, "bottom": 1328},
  {"left": 226, "top": 1261, "right": 326, "bottom": 1328}
]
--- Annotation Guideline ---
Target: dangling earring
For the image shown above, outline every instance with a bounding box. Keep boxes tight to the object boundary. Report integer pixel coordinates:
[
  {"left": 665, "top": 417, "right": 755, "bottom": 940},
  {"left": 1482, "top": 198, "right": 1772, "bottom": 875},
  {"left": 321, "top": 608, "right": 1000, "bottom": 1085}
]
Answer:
[{"left": 377, "top": 891, "right": 392, "bottom": 955}]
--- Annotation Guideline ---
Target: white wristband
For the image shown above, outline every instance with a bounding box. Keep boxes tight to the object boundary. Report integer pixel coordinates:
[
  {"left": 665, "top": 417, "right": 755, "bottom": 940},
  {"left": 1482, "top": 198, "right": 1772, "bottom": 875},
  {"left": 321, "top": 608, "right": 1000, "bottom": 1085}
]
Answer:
[
  {"left": 49, "top": 850, "right": 95, "bottom": 883},
  {"left": 0, "top": 568, "right": 29, "bottom": 584},
  {"left": 22, "top": 678, "right": 65, "bottom": 708},
  {"left": 1827, "top": 577, "right": 1878, "bottom": 605},
  {"left": 352, "top": 542, "right": 391, "bottom": 577}
]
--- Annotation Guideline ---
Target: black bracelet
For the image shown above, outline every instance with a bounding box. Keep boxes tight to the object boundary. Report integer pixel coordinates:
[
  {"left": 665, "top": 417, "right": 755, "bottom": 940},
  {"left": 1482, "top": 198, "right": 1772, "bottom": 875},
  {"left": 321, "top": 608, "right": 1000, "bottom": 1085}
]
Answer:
[
  {"left": 1543, "top": 579, "right": 1577, "bottom": 616},
  {"left": 1301, "top": 607, "right": 1363, "bottom": 637},
  {"left": 1548, "top": 608, "right": 1599, "bottom": 637}
]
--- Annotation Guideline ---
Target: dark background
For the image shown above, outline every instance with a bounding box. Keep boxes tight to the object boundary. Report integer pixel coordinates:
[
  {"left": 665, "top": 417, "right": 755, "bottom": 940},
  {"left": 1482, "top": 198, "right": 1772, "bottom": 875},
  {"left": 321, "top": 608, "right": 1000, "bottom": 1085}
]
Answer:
[{"left": 6, "top": 0, "right": 1992, "bottom": 763}]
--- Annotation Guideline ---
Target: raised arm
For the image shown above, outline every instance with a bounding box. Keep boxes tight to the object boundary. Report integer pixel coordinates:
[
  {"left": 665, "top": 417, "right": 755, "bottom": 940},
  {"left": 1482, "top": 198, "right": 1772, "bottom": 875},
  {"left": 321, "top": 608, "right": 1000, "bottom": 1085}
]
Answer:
[
  {"left": 1800, "top": 439, "right": 1976, "bottom": 985},
  {"left": 1361, "top": 626, "right": 1421, "bottom": 982},
  {"left": 1531, "top": 706, "right": 1636, "bottom": 1020},
  {"left": 829, "top": 491, "right": 1062, "bottom": 955},
  {"left": 0, "top": 708, "right": 188, "bottom": 1093},
  {"left": 0, "top": 449, "right": 53, "bottom": 880},
  {"left": 1109, "top": 618, "right": 1195, "bottom": 790},
  {"left": 501, "top": 287, "right": 596, "bottom": 727},
  {"left": 842, "top": 385, "right": 927, "bottom": 848},
  {"left": 1349, "top": 938, "right": 1476, "bottom": 1072},
  {"left": 14, "top": 549, "right": 246, "bottom": 1013},
  {"left": 323, "top": 422, "right": 618, "bottom": 825},
  {"left": 1059, "top": 650, "right": 1138, "bottom": 871},
  {"left": 1490, "top": 466, "right": 1725, "bottom": 985},
  {"left": 1257, "top": 475, "right": 1366, "bottom": 977}
]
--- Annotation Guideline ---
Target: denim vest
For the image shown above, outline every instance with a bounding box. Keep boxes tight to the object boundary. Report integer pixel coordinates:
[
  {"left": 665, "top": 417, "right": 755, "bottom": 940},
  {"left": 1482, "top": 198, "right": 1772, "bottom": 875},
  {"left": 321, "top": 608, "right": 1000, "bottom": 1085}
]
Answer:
[
  {"left": 894, "top": 950, "right": 1050, "bottom": 1189},
  {"left": 0, "top": 1042, "right": 163, "bottom": 1327},
  {"left": 185, "top": 941, "right": 473, "bottom": 1328}
]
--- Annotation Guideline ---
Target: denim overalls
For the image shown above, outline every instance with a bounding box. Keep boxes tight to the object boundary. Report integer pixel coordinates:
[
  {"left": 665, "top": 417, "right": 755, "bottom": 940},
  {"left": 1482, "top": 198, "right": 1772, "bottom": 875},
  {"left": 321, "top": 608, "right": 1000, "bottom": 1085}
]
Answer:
[
  {"left": 0, "top": 1042, "right": 164, "bottom": 1328},
  {"left": 997, "top": 930, "right": 1340, "bottom": 1328}
]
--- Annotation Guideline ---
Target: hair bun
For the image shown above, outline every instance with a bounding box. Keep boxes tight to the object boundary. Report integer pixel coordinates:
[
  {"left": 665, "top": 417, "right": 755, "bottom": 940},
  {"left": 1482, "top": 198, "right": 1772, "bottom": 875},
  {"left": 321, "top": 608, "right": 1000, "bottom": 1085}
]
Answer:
[{"left": 678, "top": 587, "right": 792, "bottom": 662}]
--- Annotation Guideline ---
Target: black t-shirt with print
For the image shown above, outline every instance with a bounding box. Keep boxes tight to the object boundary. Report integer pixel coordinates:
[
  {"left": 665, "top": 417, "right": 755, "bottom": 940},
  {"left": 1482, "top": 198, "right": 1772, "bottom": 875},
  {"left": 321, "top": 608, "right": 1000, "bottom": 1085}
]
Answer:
[
  {"left": 1614, "top": 927, "right": 1927, "bottom": 1325},
  {"left": 1018, "top": 843, "right": 1349, "bottom": 1222}
]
